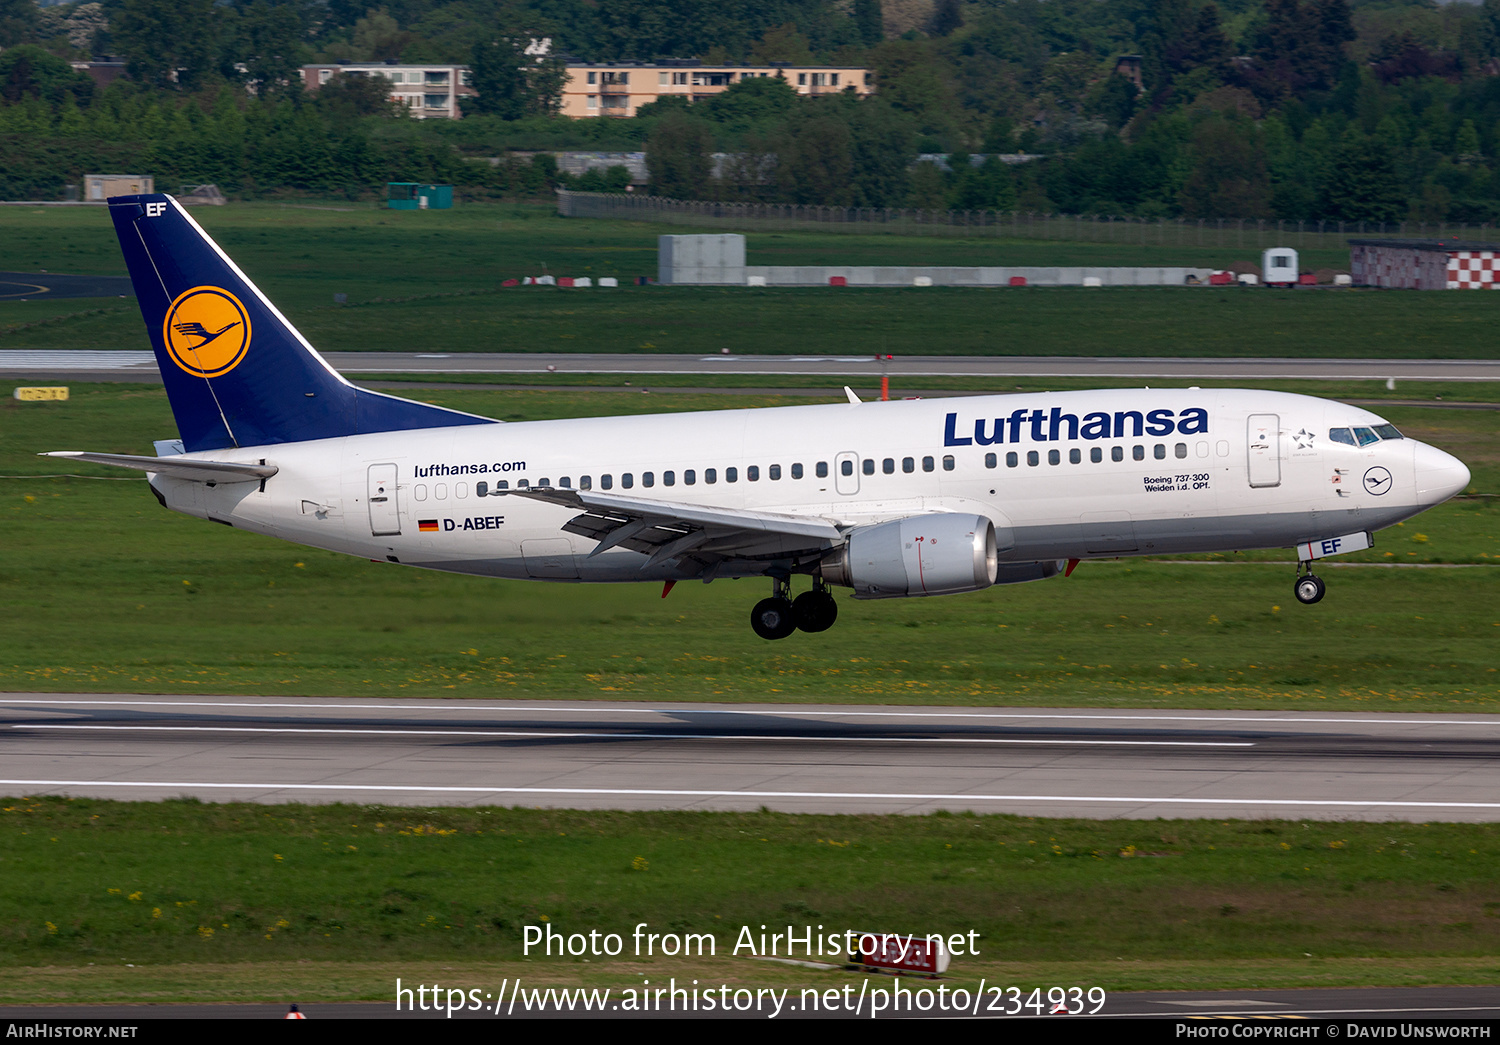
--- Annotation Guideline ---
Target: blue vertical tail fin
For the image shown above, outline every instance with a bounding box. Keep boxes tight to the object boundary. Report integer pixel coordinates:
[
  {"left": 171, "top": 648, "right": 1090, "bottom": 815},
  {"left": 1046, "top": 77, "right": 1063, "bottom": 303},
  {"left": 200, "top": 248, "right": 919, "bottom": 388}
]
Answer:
[{"left": 108, "top": 193, "right": 494, "bottom": 452}]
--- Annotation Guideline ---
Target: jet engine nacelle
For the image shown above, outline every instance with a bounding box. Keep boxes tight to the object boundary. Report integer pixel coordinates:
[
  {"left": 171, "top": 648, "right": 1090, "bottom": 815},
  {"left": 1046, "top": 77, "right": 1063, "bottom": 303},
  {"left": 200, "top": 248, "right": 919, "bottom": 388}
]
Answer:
[{"left": 820, "top": 514, "right": 999, "bottom": 599}]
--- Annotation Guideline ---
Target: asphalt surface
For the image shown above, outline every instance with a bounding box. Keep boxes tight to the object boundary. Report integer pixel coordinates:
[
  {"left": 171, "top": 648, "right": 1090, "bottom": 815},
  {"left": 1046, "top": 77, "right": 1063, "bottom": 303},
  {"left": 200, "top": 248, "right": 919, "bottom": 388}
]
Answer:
[
  {"left": 5, "top": 696, "right": 1500, "bottom": 821},
  {"left": 0, "top": 272, "right": 134, "bottom": 300},
  {"left": 2, "top": 351, "right": 1500, "bottom": 383}
]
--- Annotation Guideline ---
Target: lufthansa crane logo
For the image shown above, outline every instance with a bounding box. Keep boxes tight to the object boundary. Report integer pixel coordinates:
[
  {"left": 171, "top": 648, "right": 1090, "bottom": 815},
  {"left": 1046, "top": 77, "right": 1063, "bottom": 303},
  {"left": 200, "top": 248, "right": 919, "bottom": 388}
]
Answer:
[
  {"left": 162, "top": 286, "right": 251, "bottom": 378},
  {"left": 1363, "top": 466, "right": 1393, "bottom": 496}
]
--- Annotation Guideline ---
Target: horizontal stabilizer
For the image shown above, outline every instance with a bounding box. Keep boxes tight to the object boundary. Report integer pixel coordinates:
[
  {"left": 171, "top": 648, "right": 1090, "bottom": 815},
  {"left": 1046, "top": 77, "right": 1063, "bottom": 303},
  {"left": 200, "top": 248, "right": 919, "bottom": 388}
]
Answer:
[{"left": 43, "top": 451, "right": 277, "bottom": 484}]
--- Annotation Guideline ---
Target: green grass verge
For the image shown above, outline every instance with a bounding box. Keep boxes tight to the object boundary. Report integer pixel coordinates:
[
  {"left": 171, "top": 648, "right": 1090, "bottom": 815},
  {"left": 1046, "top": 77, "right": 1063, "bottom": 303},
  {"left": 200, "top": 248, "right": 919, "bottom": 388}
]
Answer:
[
  {"left": 2, "top": 383, "right": 1497, "bottom": 708},
  {"left": 4, "top": 799, "right": 1500, "bottom": 1000},
  {"left": 3, "top": 201, "right": 1499, "bottom": 358}
]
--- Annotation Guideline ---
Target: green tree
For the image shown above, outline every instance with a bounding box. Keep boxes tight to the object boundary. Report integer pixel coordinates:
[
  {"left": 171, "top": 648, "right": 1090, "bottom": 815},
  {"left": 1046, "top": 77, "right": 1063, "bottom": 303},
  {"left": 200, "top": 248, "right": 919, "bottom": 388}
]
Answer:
[
  {"left": 700, "top": 74, "right": 799, "bottom": 129},
  {"left": 468, "top": 38, "right": 567, "bottom": 119},
  {"left": 223, "top": 0, "right": 307, "bottom": 97},
  {"left": 113, "top": 0, "right": 218, "bottom": 90},
  {"left": 1322, "top": 130, "right": 1407, "bottom": 223},
  {"left": 315, "top": 71, "right": 399, "bottom": 119},
  {"left": 646, "top": 112, "right": 714, "bottom": 198},
  {"left": 0, "top": 0, "right": 37, "bottom": 49},
  {"left": 1178, "top": 116, "right": 1271, "bottom": 218},
  {"left": 854, "top": 0, "right": 883, "bottom": 47},
  {"left": 0, "top": 45, "right": 96, "bottom": 106}
]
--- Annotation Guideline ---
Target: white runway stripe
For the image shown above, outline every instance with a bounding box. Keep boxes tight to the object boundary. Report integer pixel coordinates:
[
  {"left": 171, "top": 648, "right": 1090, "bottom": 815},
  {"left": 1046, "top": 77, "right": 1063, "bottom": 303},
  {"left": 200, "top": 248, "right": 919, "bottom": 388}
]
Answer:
[
  {"left": 4, "top": 698, "right": 1497, "bottom": 728},
  {"left": 2, "top": 779, "right": 1497, "bottom": 810},
  {"left": 11, "top": 724, "right": 1253, "bottom": 747},
  {"left": 0, "top": 351, "right": 156, "bottom": 369}
]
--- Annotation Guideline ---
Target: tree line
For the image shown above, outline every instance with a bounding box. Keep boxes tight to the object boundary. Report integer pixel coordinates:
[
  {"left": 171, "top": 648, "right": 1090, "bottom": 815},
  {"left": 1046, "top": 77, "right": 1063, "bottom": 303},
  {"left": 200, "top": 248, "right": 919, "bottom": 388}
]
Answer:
[{"left": 0, "top": 0, "right": 1497, "bottom": 221}]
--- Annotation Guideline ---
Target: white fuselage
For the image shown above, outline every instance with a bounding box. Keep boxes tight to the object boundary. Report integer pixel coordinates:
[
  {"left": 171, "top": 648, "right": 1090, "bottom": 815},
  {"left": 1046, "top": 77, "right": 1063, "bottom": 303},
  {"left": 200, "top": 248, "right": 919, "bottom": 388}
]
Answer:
[{"left": 149, "top": 388, "right": 1469, "bottom": 584}]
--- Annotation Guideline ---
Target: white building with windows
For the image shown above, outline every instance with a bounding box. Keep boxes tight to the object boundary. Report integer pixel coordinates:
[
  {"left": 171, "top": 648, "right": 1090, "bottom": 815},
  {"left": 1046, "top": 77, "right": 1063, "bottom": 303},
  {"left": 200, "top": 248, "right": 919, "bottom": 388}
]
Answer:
[
  {"left": 560, "top": 59, "right": 873, "bottom": 118},
  {"left": 301, "top": 63, "right": 474, "bottom": 119}
]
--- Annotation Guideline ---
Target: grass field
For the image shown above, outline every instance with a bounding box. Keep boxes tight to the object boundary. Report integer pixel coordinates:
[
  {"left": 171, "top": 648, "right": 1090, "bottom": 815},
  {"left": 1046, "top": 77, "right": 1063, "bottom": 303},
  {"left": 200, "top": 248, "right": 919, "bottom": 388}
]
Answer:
[
  {"left": 3, "top": 382, "right": 1496, "bottom": 709},
  {"left": 4, "top": 798, "right": 1500, "bottom": 1001},
  {"left": 4, "top": 207, "right": 1499, "bottom": 1004},
  {"left": 3, "top": 202, "right": 1499, "bottom": 358}
]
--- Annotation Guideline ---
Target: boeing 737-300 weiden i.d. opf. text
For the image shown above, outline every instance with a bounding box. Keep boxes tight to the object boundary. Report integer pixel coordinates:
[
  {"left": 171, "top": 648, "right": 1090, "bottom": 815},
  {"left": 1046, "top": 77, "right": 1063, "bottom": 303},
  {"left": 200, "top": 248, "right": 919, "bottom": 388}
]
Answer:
[{"left": 46, "top": 194, "right": 1471, "bottom": 639}]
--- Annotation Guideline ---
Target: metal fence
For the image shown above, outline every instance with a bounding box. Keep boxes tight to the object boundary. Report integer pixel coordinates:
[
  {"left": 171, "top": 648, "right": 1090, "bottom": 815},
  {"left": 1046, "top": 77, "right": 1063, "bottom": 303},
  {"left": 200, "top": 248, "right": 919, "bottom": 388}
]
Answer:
[{"left": 557, "top": 190, "right": 1498, "bottom": 252}]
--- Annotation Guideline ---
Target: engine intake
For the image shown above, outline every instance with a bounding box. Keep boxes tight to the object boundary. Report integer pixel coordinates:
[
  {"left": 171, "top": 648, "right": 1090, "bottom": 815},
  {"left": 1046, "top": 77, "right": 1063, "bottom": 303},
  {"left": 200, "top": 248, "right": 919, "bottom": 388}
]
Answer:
[{"left": 820, "top": 514, "right": 998, "bottom": 599}]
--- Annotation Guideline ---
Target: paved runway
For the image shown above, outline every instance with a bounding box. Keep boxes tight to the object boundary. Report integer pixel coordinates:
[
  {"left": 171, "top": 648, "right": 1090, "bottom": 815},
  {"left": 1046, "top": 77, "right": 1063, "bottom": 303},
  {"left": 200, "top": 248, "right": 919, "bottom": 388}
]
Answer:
[
  {"left": 2, "top": 350, "right": 1499, "bottom": 382},
  {"left": 0, "top": 273, "right": 134, "bottom": 300},
  {"left": 5, "top": 696, "right": 1500, "bottom": 821}
]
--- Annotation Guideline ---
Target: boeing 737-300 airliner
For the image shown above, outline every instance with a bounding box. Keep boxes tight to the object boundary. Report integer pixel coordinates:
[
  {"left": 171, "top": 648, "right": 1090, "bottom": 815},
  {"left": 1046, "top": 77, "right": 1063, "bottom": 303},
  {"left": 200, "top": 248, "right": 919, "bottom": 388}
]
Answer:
[{"left": 46, "top": 194, "right": 1471, "bottom": 639}]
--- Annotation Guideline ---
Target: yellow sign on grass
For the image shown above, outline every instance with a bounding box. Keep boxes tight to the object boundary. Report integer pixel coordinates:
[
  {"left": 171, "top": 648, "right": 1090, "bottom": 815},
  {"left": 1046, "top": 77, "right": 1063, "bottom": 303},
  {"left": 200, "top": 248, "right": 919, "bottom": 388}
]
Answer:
[{"left": 13, "top": 387, "right": 69, "bottom": 401}]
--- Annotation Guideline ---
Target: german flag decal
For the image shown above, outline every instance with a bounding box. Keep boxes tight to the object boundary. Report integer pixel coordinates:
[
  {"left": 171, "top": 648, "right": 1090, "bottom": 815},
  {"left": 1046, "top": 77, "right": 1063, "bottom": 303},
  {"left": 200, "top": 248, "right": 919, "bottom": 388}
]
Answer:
[{"left": 418, "top": 519, "right": 439, "bottom": 532}]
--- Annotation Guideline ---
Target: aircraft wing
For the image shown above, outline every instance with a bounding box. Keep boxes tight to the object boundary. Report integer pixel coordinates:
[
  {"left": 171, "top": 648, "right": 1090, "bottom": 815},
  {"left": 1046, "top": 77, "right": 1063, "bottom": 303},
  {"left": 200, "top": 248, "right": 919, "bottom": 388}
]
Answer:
[
  {"left": 42, "top": 451, "right": 277, "bottom": 484},
  {"left": 506, "top": 488, "right": 844, "bottom": 571}
]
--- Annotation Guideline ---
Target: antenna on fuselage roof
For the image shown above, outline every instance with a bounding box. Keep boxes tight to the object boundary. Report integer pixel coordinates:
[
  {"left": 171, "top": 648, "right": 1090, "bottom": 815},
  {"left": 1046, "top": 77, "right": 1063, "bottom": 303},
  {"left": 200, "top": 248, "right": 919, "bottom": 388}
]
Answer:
[{"left": 844, "top": 386, "right": 863, "bottom": 405}]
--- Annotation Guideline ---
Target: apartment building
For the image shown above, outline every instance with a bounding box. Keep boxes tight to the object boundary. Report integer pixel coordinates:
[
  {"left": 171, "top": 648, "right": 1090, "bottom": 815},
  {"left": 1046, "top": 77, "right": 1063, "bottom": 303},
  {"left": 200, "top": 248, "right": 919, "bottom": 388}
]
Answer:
[
  {"left": 560, "top": 59, "right": 874, "bottom": 118},
  {"left": 301, "top": 63, "right": 475, "bottom": 119}
]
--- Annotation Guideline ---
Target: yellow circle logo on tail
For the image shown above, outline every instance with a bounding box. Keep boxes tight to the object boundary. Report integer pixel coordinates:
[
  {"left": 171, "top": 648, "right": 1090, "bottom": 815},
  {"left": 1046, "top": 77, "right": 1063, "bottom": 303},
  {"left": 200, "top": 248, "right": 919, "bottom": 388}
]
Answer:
[{"left": 163, "top": 286, "right": 251, "bottom": 378}]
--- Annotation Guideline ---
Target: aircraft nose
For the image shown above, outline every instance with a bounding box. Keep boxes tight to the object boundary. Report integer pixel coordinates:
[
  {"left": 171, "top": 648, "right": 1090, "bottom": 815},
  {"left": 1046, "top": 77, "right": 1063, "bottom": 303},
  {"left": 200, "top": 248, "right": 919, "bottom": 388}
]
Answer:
[{"left": 1413, "top": 441, "right": 1471, "bottom": 505}]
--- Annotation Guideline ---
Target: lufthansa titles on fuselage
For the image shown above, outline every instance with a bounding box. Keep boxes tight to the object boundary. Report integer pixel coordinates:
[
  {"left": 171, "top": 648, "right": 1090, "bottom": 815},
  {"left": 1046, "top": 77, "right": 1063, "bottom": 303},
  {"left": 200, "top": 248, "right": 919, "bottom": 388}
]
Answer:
[{"left": 943, "top": 406, "right": 1210, "bottom": 447}]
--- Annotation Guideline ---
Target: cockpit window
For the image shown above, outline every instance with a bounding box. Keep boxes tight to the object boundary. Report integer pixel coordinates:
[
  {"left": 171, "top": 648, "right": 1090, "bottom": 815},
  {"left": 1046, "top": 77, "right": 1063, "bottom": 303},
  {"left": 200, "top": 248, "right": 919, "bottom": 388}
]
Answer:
[
  {"left": 1352, "top": 427, "right": 1380, "bottom": 447},
  {"left": 1374, "top": 424, "right": 1403, "bottom": 440},
  {"left": 1329, "top": 428, "right": 1357, "bottom": 446}
]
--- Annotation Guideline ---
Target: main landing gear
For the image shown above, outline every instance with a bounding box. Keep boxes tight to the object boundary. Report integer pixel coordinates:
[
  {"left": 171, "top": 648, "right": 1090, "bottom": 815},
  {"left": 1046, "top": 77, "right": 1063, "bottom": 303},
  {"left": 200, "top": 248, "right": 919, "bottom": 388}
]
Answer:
[
  {"left": 1293, "top": 561, "right": 1326, "bottom": 605},
  {"left": 750, "top": 576, "right": 839, "bottom": 640}
]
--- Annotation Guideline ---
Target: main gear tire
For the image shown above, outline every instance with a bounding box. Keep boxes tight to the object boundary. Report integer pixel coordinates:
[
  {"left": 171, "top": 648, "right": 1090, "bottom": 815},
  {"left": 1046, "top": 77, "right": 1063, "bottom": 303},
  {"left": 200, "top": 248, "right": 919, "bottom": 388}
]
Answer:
[{"left": 750, "top": 597, "right": 798, "bottom": 640}]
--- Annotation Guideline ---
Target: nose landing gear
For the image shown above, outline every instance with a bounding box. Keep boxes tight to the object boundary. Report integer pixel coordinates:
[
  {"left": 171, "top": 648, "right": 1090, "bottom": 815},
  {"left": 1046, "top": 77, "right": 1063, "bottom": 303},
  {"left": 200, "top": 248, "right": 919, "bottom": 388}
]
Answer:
[
  {"left": 750, "top": 576, "right": 839, "bottom": 639},
  {"left": 1293, "top": 562, "right": 1326, "bottom": 605}
]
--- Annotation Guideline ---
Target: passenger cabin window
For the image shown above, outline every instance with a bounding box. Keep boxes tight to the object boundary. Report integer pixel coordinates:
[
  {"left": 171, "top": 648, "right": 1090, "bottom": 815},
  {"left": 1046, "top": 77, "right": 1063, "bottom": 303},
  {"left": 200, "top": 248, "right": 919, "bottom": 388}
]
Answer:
[
  {"left": 985, "top": 452, "right": 997, "bottom": 468},
  {"left": 1111, "top": 447, "right": 1123, "bottom": 462},
  {"left": 642, "top": 472, "right": 655, "bottom": 488},
  {"left": 790, "top": 464, "right": 802, "bottom": 479},
  {"left": 1006, "top": 452, "right": 1018, "bottom": 467},
  {"left": 1048, "top": 449, "right": 1060, "bottom": 465},
  {"left": 601, "top": 475, "right": 612, "bottom": 490},
  {"left": 705, "top": 468, "right": 716, "bottom": 484},
  {"left": 1154, "top": 444, "right": 1166, "bottom": 459},
  {"left": 726, "top": 467, "right": 738, "bottom": 482},
  {"left": 580, "top": 476, "right": 592, "bottom": 490},
  {"left": 840, "top": 460, "right": 853, "bottom": 476},
  {"left": 902, "top": 457, "right": 914, "bottom": 473},
  {"left": 621, "top": 473, "right": 633, "bottom": 489},
  {"left": 883, "top": 458, "right": 895, "bottom": 474},
  {"left": 475, "top": 481, "right": 488, "bottom": 496},
  {"left": 862, "top": 459, "right": 874, "bottom": 475},
  {"left": 816, "top": 462, "right": 828, "bottom": 478},
  {"left": 1132, "top": 446, "right": 1145, "bottom": 461},
  {"left": 748, "top": 466, "right": 760, "bottom": 481},
  {"left": 942, "top": 455, "right": 955, "bottom": 471},
  {"left": 1026, "top": 451, "right": 1039, "bottom": 466},
  {"left": 663, "top": 471, "right": 675, "bottom": 486},
  {"left": 685, "top": 469, "right": 697, "bottom": 484},
  {"left": 1091, "top": 448, "right": 1102, "bottom": 463},
  {"left": 769, "top": 464, "right": 781, "bottom": 480},
  {"left": 1069, "top": 449, "right": 1081, "bottom": 464},
  {"left": 922, "top": 456, "right": 935, "bottom": 472},
  {"left": 1174, "top": 443, "right": 1187, "bottom": 459}
]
